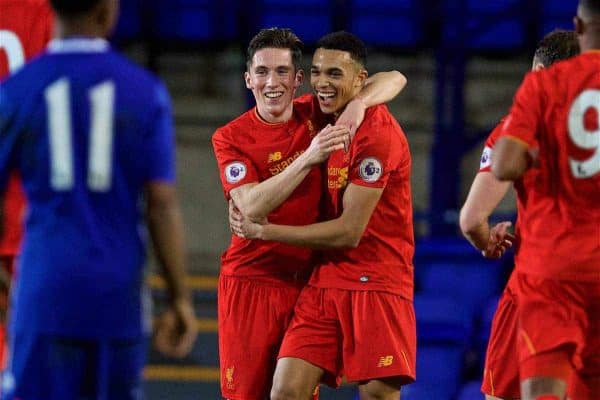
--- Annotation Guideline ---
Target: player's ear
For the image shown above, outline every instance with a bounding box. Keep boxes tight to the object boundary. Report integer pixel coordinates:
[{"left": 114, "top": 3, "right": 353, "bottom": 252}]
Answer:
[
  {"left": 532, "top": 57, "right": 545, "bottom": 71},
  {"left": 354, "top": 69, "right": 368, "bottom": 89},
  {"left": 294, "top": 69, "right": 304, "bottom": 89},
  {"left": 244, "top": 71, "right": 252, "bottom": 90}
]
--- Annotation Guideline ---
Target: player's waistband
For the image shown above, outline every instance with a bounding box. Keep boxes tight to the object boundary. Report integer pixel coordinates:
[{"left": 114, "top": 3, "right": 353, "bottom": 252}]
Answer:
[{"left": 219, "top": 270, "right": 312, "bottom": 287}]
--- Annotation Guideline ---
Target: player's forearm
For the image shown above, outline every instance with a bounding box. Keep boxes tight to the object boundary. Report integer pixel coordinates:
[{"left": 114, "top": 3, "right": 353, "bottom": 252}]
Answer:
[
  {"left": 232, "top": 152, "right": 313, "bottom": 220},
  {"left": 359, "top": 71, "right": 407, "bottom": 106},
  {"left": 259, "top": 217, "right": 361, "bottom": 249},
  {"left": 459, "top": 172, "right": 511, "bottom": 251},
  {"left": 461, "top": 219, "right": 491, "bottom": 251},
  {"left": 147, "top": 187, "right": 190, "bottom": 303}
]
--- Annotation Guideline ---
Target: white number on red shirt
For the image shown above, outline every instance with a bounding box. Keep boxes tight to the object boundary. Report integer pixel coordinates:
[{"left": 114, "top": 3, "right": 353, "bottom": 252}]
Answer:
[
  {"left": 0, "top": 29, "right": 25, "bottom": 74},
  {"left": 567, "top": 89, "right": 600, "bottom": 178}
]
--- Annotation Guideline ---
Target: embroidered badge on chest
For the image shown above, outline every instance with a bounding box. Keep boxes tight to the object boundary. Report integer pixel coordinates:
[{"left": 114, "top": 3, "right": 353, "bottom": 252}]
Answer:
[
  {"left": 225, "top": 162, "right": 247, "bottom": 183},
  {"left": 359, "top": 157, "right": 383, "bottom": 182}
]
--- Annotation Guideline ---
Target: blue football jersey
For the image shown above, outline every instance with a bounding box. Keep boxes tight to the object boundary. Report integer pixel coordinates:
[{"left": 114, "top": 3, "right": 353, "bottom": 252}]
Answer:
[{"left": 0, "top": 38, "right": 175, "bottom": 338}]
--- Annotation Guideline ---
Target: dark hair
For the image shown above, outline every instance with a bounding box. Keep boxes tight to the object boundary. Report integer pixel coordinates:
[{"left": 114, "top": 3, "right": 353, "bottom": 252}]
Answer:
[
  {"left": 246, "top": 28, "right": 304, "bottom": 70},
  {"left": 315, "top": 31, "right": 367, "bottom": 68},
  {"left": 50, "top": 0, "right": 103, "bottom": 16},
  {"left": 580, "top": 0, "right": 600, "bottom": 15},
  {"left": 534, "top": 29, "right": 580, "bottom": 66}
]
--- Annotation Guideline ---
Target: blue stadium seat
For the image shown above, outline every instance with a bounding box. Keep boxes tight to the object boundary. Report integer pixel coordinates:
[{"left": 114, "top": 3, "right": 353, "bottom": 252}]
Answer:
[
  {"left": 247, "top": 0, "right": 334, "bottom": 45},
  {"left": 540, "top": 0, "right": 578, "bottom": 35},
  {"left": 414, "top": 293, "right": 472, "bottom": 344},
  {"left": 402, "top": 345, "right": 465, "bottom": 400},
  {"left": 478, "top": 295, "right": 500, "bottom": 343},
  {"left": 153, "top": 0, "right": 238, "bottom": 42},
  {"left": 442, "top": 0, "right": 527, "bottom": 50},
  {"left": 419, "top": 261, "right": 503, "bottom": 317},
  {"left": 348, "top": 0, "right": 423, "bottom": 48},
  {"left": 475, "top": 295, "right": 500, "bottom": 370},
  {"left": 456, "top": 380, "right": 483, "bottom": 400}
]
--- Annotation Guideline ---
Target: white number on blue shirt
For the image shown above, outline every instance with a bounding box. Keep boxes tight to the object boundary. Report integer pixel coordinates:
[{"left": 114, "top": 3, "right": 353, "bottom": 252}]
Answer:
[
  {"left": 45, "top": 78, "right": 115, "bottom": 191},
  {"left": 568, "top": 89, "right": 600, "bottom": 178}
]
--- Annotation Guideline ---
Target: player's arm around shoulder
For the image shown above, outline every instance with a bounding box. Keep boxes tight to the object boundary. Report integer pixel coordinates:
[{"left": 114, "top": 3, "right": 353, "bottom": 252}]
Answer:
[{"left": 336, "top": 71, "right": 407, "bottom": 138}]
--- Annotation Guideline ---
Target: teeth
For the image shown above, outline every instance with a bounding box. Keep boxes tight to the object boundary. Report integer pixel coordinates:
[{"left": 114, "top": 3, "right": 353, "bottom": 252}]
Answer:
[
  {"left": 318, "top": 91, "right": 335, "bottom": 99},
  {"left": 265, "top": 92, "right": 283, "bottom": 99}
]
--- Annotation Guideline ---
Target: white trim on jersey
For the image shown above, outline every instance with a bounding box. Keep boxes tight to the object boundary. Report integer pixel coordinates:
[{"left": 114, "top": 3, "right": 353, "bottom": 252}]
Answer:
[{"left": 47, "top": 38, "right": 109, "bottom": 54}]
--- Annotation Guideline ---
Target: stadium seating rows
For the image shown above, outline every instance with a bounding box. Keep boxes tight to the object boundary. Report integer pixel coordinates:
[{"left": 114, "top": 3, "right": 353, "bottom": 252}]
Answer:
[{"left": 112, "top": 0, "right": 579, "bottom": 50}]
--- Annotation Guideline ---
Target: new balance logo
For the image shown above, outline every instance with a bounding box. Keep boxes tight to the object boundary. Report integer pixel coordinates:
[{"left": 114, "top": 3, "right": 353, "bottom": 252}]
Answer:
[
  {"left": 268, "top": 152, "right": 282, "bottom": 163},
  {"left": 225, "top": 366, "right": 235, "bottom": 389},
  {"left": 378, "top": 355, "right": 394, "bottom": 367}
]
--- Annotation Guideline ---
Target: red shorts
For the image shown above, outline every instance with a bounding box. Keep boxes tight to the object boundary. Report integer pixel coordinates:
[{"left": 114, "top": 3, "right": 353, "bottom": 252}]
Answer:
[
  {"left": 279, "top": 285, "right": 416, "bottom": 387},
  {"left": 515, "top": 273, "right": 600, "bottom": 390},
  {"left": 218, "top": 274, "right": 305, "bottom": 400},
  {"left": 481, "top": 273, "right": 520, "bottom": 399}
]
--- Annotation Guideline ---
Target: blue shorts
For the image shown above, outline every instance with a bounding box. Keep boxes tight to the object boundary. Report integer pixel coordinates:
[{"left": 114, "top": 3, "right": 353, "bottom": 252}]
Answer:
[{"left": 2, "top": 333, "right": 146, "bottom": 400}]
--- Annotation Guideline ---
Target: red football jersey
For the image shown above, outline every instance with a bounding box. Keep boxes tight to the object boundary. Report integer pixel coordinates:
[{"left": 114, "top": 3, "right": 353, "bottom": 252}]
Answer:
[
  {"left": 501, "top": 51, "right": 600, "bottom": 282},
  {"left": 310, "top": 104, "right": 415, "bottom": 300},
  {"left": 212, "top": 94, "right": 328, "bottom": 279},
  {"left": 0, "top": 0, "right": 53, "bottom": 257},
  {"left": 477, "top": 118, "right": 536, "bottom": 292},
  {"left": 0, "top": 0, "right": 53, "bottom": 77}
]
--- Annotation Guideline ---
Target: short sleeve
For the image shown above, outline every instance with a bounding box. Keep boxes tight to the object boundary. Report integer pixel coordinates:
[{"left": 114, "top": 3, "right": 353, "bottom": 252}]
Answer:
[
  {"left": 212, "top": 126, "right": 260, "bottom": 199},
  {"left": 348, "top": 123, "right": 395, "bottom": 189},
  {"left": 479, "top": 118, "right": 507, "bottom": 172},
  {"left": 144, "top": 82, "right": 175, "bottom": 183},
  {"left": 502, "top": 72, "right": 543, "bottom": 149}
]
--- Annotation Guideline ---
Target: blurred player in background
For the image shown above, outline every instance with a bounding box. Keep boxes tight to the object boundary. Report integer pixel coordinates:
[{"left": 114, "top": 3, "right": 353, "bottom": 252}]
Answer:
[
  {"left": 0, "top": 0, "right": 197, "bottom": 398},
  {"left": 213, "top": 27, "right": 405, "bottom": 400},
  {"left": 231, "top": 31, "right": 415, "bottom": 400},
  {"left": 459, "top": 29, "right": 579, "bottom": 400},
  {"left": 0, "top": 0, "right": 54, "bottom": 371},
  {"left": 492, "top": 1, "right": 600, "bottom": 399}
]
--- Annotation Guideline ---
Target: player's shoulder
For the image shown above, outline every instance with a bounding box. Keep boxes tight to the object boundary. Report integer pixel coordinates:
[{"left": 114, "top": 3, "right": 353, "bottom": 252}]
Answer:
[
  {"left": 106, "top": 51, "right": 163, "bottom": 88},
  {"left": 18, "top": 0, "right": 49, "bottom": 7},
  {"left": 292, "top": 93, "right": 318, "bottom": 119},
  {"left": 0, "top": 0, "right": 49, "bottom": 11},
  {"left": 0, "top": 53, "right": 49, "bottom": 95},
  {"left": 25, "top": 0, "right": 52, "bottom": 15},
  {"left": 486, "top": 116, "right": 509, "bottom": 146},
  {"left": 362, "top": 104, "right": 405, "bottom": 138},
  {"left": 364, "top": 104, "right": 396, "bottom": 124},
  {"left": 212, "top": 109, "right": 255, "bottom": 143},
  {"left": 528, "top": 53, "right": 585, "bottom": 86},
  {"left": 0, "top": 0, "right": 52, "bottom": 26},
  {"left": 293, "top": 93, "right": 316, "bottom": 108}
]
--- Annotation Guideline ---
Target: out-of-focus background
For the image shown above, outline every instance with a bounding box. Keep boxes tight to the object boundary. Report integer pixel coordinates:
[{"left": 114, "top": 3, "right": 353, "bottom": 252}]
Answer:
[{"left": 113, "top": 1, "right": 578, "bottom": 399}]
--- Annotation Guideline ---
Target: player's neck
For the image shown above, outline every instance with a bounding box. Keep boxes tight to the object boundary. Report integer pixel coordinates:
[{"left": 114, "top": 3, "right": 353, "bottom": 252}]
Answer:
[
  {"left": 582, "top": 39, "right": 600, "bottom": 52},
  {"left": 255, "top": 106, "right": 293, "bottom": 125},
  {"left": 54, "top": 19, "right": 107, "bottom": 41}
]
